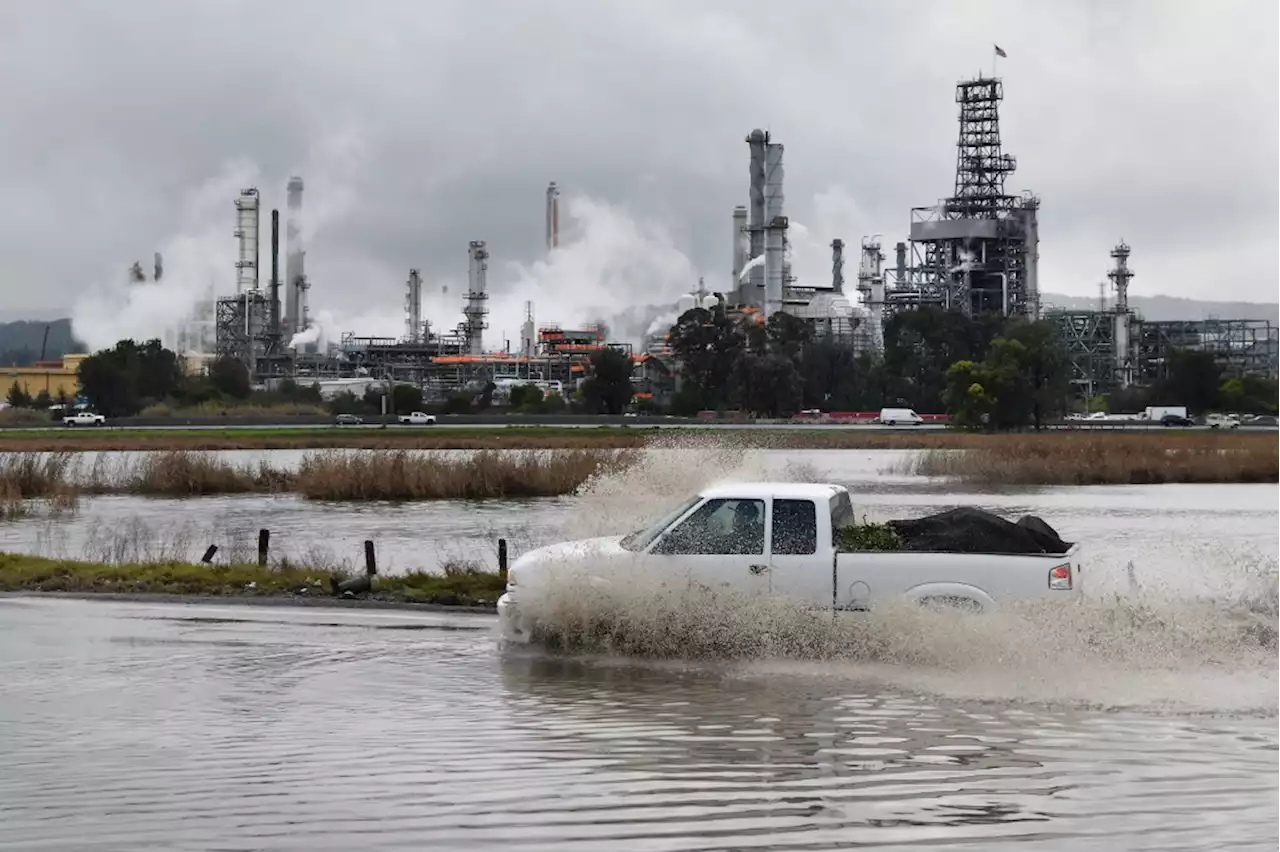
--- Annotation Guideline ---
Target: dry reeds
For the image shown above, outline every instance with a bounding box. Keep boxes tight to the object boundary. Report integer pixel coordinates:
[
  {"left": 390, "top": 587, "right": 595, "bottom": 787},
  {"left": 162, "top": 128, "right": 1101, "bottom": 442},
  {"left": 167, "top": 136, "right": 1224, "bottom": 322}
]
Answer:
[
  {"left": 293, "top": 449, "right": 631, "bottom": 500},
  {"left": 907, "top": 432, "right": 1279, "bottom": 485}
]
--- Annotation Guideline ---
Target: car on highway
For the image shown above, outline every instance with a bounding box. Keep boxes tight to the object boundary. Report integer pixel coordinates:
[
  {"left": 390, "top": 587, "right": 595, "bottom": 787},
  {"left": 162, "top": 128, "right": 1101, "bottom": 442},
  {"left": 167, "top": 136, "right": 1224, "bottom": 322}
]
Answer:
[
  {"left": 497, "top": 482, "right": 1082, "bottom": 645},
  {"left": 398, "top": 411, "right": 437, "bottom": 426},
  {"left": 62, "top": 411, "right": 105, "bottom": 427},
  {"left": 1160, "top": 413, "right": 1194, "bottom": 427},
  {"left": 1205, "top": 413, "right": 1239, "bottom": 430},
  {"left": 334, "top": 413, "right": 364, "bottom": 425}
]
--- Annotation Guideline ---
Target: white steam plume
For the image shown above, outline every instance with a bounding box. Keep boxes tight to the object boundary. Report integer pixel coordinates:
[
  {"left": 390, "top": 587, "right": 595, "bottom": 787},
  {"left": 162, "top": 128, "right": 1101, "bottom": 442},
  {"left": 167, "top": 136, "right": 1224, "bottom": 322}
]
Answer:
[
  {"left": 484, "top": 194, "right": 700, "bottom": 349},
  {"left": 71, "top": 160, "right": 259, "bottom": 353},
  {"left": 737, "top": 254, "right": 764, "bottom": 282}
]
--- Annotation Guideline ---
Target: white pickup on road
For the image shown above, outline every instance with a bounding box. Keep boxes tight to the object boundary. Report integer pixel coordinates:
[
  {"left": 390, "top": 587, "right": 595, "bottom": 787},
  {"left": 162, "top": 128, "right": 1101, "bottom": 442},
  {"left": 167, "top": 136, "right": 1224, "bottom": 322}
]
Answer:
[
  {"left": 62, "top": 412, "right": 105, "bottom": 426},
  {"left": 498, "top": 482, "right": 1082, "bottom": 644},
  {"left": 397, "top": 412, "right": 437, "bottom": 425}
]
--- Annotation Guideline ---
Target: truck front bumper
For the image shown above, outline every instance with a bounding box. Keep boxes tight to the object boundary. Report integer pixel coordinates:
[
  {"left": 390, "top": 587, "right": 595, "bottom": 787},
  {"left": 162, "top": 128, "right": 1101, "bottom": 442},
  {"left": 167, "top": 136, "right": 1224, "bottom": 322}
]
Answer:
[{"left": 496, "top": 592, "right": 533, "bottom": 645}]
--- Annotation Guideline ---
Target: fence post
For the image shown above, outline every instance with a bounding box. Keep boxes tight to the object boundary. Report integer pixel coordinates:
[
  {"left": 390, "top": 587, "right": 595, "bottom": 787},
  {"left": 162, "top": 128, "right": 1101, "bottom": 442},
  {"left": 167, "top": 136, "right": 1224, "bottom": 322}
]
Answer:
[
  {"left": 364, "top": 540, "right": 377, "bottom": 576},
  {"left": 497, "top": 538, "right": 508, "bottom": 582},
  {"left": 201, "top": 545, "right": 218, "bottom": 564},
  {"left": 258, "top": 529, "right": 270, "bottom": 567}
]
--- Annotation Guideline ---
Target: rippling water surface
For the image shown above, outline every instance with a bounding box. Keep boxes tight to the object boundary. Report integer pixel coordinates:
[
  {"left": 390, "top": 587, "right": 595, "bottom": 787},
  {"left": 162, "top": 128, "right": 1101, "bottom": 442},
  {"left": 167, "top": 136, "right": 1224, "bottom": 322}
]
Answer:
[{"left": 0, "top": 597, "right": 1275, "bottom": 852}]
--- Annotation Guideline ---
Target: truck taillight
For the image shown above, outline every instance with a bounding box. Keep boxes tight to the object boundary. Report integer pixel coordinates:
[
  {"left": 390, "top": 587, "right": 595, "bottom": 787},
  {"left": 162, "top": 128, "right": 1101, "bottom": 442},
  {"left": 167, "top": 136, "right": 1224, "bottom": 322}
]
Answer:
[{"left": 1048, "top": 564, "right": 1072, "bottom": 591}]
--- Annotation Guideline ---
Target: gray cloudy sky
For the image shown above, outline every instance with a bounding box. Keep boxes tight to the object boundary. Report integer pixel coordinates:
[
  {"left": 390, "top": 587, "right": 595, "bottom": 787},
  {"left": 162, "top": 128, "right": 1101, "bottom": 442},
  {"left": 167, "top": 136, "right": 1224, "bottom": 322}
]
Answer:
[{"left": 1, "top": 0, "right": 1277, "bottom": 339}]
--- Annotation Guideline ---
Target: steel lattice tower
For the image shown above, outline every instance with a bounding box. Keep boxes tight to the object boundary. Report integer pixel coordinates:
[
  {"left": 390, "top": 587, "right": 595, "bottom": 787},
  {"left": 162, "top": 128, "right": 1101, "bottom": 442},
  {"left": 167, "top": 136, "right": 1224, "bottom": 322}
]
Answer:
[
  {"left": 947, "top": 79, "right": 1018, "bottom": 219},
  {"left": 901, "top": 74, "right": 1040, "bottom": 319}
]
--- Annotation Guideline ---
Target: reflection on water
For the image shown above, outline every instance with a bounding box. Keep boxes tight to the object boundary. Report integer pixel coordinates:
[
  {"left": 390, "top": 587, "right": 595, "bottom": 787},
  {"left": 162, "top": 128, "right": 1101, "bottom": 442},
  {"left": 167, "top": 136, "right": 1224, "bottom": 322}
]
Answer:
[{"left": 0, "top": 598, "right": 1275, "bottom": 851}]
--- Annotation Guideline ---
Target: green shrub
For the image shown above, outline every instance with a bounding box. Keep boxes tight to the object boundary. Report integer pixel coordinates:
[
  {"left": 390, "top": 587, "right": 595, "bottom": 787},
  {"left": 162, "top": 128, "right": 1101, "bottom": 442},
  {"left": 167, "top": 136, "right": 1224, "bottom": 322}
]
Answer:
[{"left": 834, "top": 522, "right": 903, "bottom": 552}]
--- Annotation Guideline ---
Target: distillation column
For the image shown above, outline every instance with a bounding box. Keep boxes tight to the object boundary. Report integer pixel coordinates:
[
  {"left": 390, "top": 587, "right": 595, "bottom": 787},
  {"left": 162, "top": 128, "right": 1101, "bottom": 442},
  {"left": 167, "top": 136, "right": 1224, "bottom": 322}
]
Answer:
[
  {"left": 1109, "top": 241, "right": 1134, "bottom": 388},
  {"left": 405, "top": 269, "right": 423, "bottom": 343},
  {"left": 464, "top": 241, "right": 490, "bottom": 356},
  {"left": 762, "top": 139, "right": 786, "bottom": 319},
  {"left": 234, "top": 188, "right": 260, "bottom": 293}
]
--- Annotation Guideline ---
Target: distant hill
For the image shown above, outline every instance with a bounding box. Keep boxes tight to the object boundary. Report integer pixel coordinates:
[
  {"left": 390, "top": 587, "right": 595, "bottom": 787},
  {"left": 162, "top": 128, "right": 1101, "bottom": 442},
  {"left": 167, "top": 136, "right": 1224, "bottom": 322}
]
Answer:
[
  {"left": 0, "top": 319, "right": 85, "bottom": 366},
  {"left": 1042, "top": 293, "right": 1278, "bottom": 324}
]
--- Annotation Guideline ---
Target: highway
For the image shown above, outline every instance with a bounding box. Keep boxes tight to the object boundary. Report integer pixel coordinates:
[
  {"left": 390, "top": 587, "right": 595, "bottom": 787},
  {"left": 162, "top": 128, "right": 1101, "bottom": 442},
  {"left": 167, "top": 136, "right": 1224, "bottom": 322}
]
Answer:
[{"left": 4, "top": 420, "right": 1275, "bottom": 433}]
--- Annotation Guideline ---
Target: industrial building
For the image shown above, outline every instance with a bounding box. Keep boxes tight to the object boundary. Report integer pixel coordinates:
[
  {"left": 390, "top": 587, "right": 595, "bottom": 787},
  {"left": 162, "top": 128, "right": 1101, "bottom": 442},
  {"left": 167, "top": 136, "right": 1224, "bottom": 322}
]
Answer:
[
  {"left": 1045, "top": 241, "right": 1277, "bottom": 397},
  {"left": 196, "top": 69, "right": 1272, "bottom": 409}
]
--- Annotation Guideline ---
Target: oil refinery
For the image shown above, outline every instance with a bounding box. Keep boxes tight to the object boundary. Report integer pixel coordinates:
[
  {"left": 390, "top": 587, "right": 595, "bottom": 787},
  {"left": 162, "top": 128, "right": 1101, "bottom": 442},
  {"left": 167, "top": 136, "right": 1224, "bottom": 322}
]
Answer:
[{"left": 190, "top": 71, "right": 1275, "bottom": 406}]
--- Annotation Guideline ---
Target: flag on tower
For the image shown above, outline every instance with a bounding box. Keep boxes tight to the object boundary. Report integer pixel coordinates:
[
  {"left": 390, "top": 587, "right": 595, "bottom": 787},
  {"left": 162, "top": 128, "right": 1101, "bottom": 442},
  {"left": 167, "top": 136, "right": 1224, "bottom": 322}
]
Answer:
[{"left": 994, "top": 44, "right": 1007, "bottom": 58}]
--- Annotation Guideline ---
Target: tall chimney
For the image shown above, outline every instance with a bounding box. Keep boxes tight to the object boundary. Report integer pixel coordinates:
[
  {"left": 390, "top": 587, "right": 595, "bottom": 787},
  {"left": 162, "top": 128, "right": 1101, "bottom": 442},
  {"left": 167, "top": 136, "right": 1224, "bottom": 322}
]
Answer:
[
  {"left": 731, "top": 205, "right": 748, "bottom": 303},
  {"left": 284, "top": 176, "right": 304, "bottom": 334},
  {"left": 464, "top": 241, "right": 490, "bottom": 355},
  {"left": 746, "top": 130, "right": 767, "bottom": 310},
  {"left": 831, "top": 239, "right": 845, "bottom": 293},
  {"left": 545, "top": 182, "right": 560, "bottom": 251},
  {"left": 762, "top": 139, "right": 785, "bottom": 319},
  {"left": 270, "top": 209, "right": 281, "bottom": 335}
]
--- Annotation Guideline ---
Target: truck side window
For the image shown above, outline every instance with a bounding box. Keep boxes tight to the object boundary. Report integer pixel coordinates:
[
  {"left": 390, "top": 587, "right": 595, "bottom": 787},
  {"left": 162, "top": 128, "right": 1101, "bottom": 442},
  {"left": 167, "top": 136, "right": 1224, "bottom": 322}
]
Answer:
[
  {"left": 773, "top": 499, "right": 817, "bottom": 555},
  {"left": 655, "top": 498, "right": 765, "bottom": 555}
]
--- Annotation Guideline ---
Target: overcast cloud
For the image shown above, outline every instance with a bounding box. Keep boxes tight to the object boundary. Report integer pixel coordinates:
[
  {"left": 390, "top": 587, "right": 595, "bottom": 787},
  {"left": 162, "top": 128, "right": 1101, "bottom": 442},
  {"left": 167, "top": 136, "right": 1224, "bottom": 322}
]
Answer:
[{"left": 1, "top": 0, "right": 1276, "bottom": 345}]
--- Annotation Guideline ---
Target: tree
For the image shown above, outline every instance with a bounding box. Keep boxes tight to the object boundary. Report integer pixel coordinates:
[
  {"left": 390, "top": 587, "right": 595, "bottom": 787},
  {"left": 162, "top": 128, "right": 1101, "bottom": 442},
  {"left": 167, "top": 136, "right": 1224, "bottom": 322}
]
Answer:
[
  {"left": 77, "top": 339, "right": 185, "bottom": 417},
  {"left": 580, "top": 348, "right": 635, "bottom": 414},
  {"left": 1219, "top": 375, "right": 1278, "bottom": 415},
  {"left": 666, "top": 306, "right": 748, "bottom": 410},
  {"left": 883, "top": 307, "right": 1002, "bottom": 413},
  {"left": 735, "top": 352, "right": 802, "bottom": 417},
  {"left": 941, "top": 320, "right": 1068, "bottom": 431},
  {"left": 475, "top": 381, "right": 498, "bottom": 411},
  {"left": 209, "top": 356, "right": 251, "bottom": 399},
  {"left": 391, "top": 383, "right": 424, "bottom": 414},
  {"left": 509, "top": 384, "right": 545, "bottom": 412},
  {"left": 1156, "top": 349, "right": 1221, "bottom": 414},
  {"left": 6, "top": 381, "right": 30, "bottom": 408},
  {"left": 32, "top": 390, "right": 52, "bottom": 410}
]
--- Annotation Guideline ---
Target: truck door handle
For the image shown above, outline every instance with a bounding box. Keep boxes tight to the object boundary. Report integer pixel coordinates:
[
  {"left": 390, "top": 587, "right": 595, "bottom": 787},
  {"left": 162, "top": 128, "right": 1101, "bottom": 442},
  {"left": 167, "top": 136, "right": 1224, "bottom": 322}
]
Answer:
[{"left": 749, "top": 564, "right": 770, "bottom": 575}]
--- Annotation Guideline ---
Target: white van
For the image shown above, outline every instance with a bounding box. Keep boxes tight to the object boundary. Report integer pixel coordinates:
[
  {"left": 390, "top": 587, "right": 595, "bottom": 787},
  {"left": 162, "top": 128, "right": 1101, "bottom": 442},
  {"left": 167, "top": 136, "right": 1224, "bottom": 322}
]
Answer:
[{"left": 879, "top": 407, "right": 923, "bottom": 426}]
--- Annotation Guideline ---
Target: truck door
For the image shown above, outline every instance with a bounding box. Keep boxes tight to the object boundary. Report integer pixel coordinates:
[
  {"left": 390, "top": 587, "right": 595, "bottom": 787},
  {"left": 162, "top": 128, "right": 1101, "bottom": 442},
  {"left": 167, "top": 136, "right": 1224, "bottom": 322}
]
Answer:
[
  {"left": 650, "top": 497, "right": 771, "bottom": 596},
  {"left": 766, "top": 498, "right": 831, "bottom": 607}
]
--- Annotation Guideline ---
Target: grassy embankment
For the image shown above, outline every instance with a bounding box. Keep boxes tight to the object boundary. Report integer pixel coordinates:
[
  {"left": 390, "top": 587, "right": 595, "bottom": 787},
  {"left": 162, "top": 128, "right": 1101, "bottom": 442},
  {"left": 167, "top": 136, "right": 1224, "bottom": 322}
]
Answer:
[
  {"left": 0, "top": 552, "right": 505, "bottom": 607},
  {"left": 0, "top": 449, "right": 630, "bottom": 505},
  {"left": 907, "top": 432, "right": 1279, "bottom": 485}
]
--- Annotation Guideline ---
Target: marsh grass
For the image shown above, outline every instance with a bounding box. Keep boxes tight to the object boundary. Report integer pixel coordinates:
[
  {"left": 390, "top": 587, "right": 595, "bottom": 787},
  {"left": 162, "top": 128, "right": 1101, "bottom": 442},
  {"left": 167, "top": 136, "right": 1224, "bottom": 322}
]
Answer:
[
  {"left": 0, "top": 552, "right": 505, "bottom": 606},
  {"left": 293, "top": 449, "right": 634, "bottom": 500},
  {"left": 0, "top": 448, "right": 631, "bottom": 501},
  {"left": 905, "top": 432, "right": 1278, "bottom": 485}
]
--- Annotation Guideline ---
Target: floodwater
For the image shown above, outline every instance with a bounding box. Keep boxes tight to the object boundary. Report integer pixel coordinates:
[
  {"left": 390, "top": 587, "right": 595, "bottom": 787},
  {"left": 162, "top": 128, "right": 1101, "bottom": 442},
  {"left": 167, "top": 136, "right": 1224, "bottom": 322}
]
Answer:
[
  {"left": 1, "top": 450, "right": 1277, "bottom": 598},
  {"left": 0, "top": 446, "right": 1276, "bottom": 849},
  {"left": 0, "top": 597, "right": 1275, "bottom": 851}
]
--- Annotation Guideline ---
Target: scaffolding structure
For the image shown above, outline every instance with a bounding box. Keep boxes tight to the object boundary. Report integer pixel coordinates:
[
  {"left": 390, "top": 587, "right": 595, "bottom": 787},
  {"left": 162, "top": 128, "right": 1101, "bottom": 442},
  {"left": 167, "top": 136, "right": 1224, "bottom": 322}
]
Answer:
[
  {"left": 215, "top": 292, "right": 273, "bottom": 376},
  {"left": 899, "top": 76, "right": 1040, "bottom": 319},
  {"left": 1136, "top": 319, "right": 1278, "bottom": 385}
]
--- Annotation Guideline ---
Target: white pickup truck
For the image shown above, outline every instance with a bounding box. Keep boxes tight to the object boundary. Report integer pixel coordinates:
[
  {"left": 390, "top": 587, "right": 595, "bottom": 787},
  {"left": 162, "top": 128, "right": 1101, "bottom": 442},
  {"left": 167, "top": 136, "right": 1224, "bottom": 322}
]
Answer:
[
  {"left": 397, "top": 411, "right": 437, "bottom": 425},
  {"left": 62, "top": 411, "right": 105, "bottom": 426},
  {"left": 497, "top": 482, "right": 1082, "bottom": 644}
]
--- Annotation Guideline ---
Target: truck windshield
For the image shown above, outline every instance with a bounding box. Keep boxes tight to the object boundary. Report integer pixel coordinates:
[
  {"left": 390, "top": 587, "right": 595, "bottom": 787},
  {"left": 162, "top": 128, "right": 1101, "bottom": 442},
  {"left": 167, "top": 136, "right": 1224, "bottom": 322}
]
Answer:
[{"left": 619, "top": 495, "right": 701, "bottom": 552}]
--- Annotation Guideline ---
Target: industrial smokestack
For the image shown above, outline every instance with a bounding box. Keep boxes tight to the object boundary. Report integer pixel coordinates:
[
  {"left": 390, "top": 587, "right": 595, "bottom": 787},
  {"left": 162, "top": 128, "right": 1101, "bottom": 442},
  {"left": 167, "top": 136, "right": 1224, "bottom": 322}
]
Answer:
[
  {"left": 153, "top": 252, "right": 163, "bottom": 282},
  {"left": 545, "top": 182, "right": 560, "bottom": 251},
  {"left": 831, "top": 239, "right": 845, "bottom": 294},
  {"left": 284, "top": 176, "right": 304, "bottom": 335},
  {"left": 731, "top": 206, "right": 748, "bottom": 303},
  {"left": 405, "top": 269, "right": 423, "bottom": 343},
  {"left": 270, "top": 209, "right": 280, "bottom": 335}
]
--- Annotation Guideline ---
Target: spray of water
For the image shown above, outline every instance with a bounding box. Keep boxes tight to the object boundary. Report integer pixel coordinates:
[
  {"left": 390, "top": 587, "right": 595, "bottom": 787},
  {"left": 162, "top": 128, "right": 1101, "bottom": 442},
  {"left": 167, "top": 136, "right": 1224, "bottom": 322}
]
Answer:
[
  {"left": 520, "top": 434, "right": 1279, "bottom": 712},
  {"left": 738, "top": 254, "right": 764, "bottom": 282}
]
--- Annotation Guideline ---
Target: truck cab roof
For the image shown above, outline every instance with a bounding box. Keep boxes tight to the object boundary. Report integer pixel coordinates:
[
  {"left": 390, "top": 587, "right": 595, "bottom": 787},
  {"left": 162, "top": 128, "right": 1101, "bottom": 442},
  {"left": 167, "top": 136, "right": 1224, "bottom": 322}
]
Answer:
[{"left": 698, "top": 482, "right": 847, "bottom": 501}]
